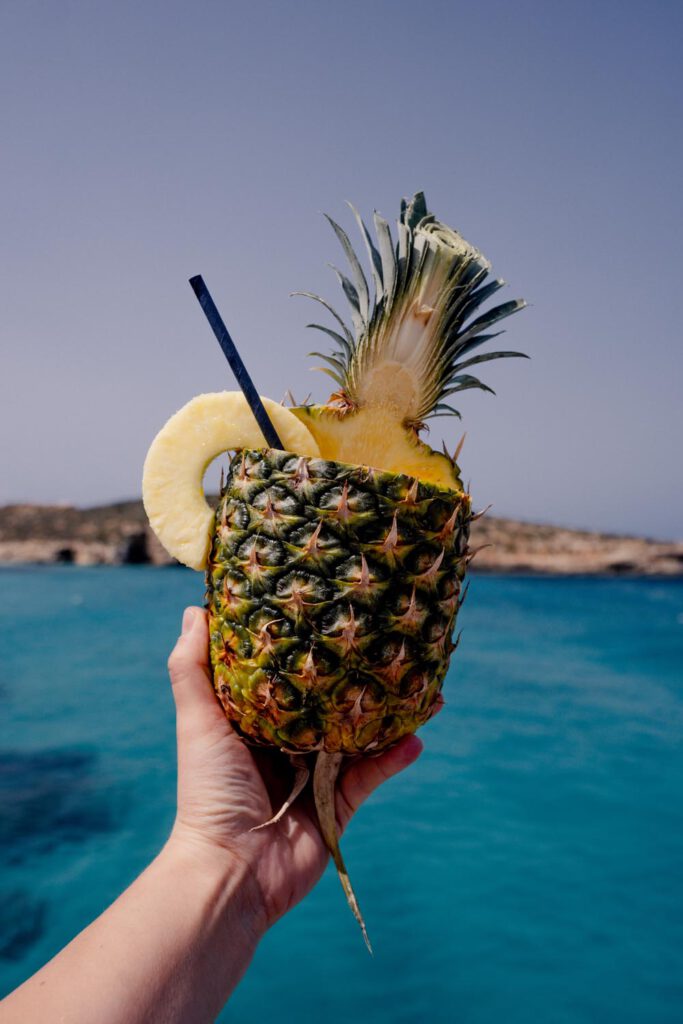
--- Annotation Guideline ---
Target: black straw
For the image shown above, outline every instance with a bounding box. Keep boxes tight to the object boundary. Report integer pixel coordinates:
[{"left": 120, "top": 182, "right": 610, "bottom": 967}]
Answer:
[{"left": 189, "top": 275, "right": 285, "bottom": 449}]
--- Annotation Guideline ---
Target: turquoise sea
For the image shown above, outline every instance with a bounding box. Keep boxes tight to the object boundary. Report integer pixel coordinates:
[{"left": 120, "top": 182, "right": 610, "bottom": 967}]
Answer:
[{"left": 1, "top": 568, "right": 682, "bottom": 1022}]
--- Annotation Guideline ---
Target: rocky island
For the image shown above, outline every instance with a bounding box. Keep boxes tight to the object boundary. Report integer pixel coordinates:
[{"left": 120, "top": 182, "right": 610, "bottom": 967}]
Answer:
[{"left": 1, "top": 500, "right": 681, "bottom": 576}]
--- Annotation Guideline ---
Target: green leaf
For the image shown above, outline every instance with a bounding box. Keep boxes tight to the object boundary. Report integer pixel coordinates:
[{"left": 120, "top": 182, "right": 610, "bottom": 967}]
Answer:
[
  {"left": 431, "top": 403, "right": 462, "bottom": 418},
  {"left": 456, "top": 278, "right": 506, "bottom": 324},
  {"left": 373, "top": 213, "right": 397, "bottom": 308},
  {"left": 308, "top": 351, "right": 348, "bottom": 371},
  {"left": 310, "top": 365, "right": 345, "bottom": 386},
  {"left": 347, "top": 202, "right": 384, "bottom": 306},
  {"left": 329, "top": 265, "right": 364, "bottom": 336},
  {"left": 325, "top": 214, "right": 370, "bottom": 323},
  {"left": 441, "top": 374, "right": 496, "bottom": 397},
  {"left": 396, "top": 219, "right": 410, "bottom": 295},
  {"left": 402, "top": 192, "right": 429, "bottom": 230},
  {"left": 457, "top": 298, "right": 526, "bottom": 347},
  {"left": 329, "top": 265, "right": 360, "bottom": 312},
  {"left": 451, "top": 351, "right": 529, "bottom": 373},
  {"left": 291, "top": 292, "right": 354, "bottom": 345},
  {"left": 442, "top": 331, "right": 504, "bottom": 364},
  {"left": 305, "top": 324, "right": 354, "bottom": 360}
]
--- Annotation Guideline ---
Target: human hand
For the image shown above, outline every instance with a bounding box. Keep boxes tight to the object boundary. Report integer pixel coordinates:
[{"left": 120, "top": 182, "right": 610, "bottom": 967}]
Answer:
[
  {"left": 3, "top": 604, "right": 423, "bottom": 1024},
  {"left": 165, "top": 606, "right": 423, "bottom": 934}
]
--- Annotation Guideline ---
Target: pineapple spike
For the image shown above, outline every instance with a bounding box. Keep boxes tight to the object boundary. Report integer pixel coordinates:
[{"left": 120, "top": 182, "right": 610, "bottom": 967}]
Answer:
[
  {"left": 471, "top": 503, "right": 493, "bottom": 522},
  {"left": 466, "top": 543, "right": 492, "bottom": 566},
  {"left": 453, "top": 432, "right": 467, "bottom": 463},
  {"left": 313, "top": 751, "right": 372, "bottom": 954},
  {"left": 249, "top": 756, "right": 310, "bottom": 832}
]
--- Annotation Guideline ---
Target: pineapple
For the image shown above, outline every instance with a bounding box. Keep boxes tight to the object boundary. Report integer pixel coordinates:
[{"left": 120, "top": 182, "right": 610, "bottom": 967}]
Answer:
[{"left": 142, "top": 193, "right": 526, "bottom": 948}]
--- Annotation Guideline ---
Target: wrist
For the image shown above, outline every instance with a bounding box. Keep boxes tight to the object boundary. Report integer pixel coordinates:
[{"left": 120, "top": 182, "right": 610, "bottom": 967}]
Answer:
[{"left": 161, "top": 827, "right": 269, "bottom": 944}]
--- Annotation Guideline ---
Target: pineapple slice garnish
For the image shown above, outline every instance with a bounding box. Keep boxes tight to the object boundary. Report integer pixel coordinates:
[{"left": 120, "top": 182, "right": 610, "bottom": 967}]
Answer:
[{"left": 142, "top": 392, "right": 319, "bottom": 570}]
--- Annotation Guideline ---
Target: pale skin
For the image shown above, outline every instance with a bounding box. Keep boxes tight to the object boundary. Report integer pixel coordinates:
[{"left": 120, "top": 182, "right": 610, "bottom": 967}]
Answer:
[{"left": 1, "top": 607, "right": 423, "bottom": 1024}]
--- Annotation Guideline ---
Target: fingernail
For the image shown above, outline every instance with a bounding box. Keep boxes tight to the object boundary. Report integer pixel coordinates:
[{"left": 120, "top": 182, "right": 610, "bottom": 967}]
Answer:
[{"left": 181, "top": 607, "right": 196, "bottom": 635}]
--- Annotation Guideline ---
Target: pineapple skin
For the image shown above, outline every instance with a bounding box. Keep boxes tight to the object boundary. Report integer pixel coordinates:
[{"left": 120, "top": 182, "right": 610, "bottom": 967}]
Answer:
[{"left": 206, "top": 448, "right": 471, "bottom": 756}]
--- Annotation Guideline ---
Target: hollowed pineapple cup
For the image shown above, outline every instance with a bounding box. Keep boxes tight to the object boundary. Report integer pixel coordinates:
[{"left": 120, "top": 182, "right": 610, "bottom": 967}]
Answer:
[{"left": 206, "top": 448, "right": 471, "bottom": 757}]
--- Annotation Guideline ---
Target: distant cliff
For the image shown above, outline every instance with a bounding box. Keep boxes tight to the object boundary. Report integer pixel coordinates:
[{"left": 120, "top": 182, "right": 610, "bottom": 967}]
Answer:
[
  {"left": 1, "top": 500, "right": 681, "bottom": 576},
  {"left": 471, "top": 516, "right": 683, "bottom": 576}
]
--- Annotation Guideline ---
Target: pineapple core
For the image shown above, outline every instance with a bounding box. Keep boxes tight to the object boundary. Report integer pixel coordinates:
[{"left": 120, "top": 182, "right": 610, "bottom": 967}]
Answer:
[{"left": 357, "top": 362, "right": 419, "bottom": 420}]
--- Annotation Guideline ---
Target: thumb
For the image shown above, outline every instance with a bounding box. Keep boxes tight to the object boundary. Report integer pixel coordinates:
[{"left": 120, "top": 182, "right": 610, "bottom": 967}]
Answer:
[
  {"left": 336, "top": 734, "right": 423, "bottom": 831},
  {"left": 167, "top": 607, "right": 218, "bottom": 722}
]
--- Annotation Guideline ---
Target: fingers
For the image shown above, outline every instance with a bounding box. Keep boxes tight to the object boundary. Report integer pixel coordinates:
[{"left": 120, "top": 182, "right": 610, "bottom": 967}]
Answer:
[
  {"left": 167, "top": 607, "right": 222, "bottom": 726},
  {"left": 336, "top": 734, "right": 423, "bottom": 831}
]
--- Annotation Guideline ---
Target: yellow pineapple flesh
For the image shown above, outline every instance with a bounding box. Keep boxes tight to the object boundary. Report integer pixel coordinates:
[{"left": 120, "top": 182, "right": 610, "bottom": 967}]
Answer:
[{"left": 142, "top": 392, "right": 319, "bottom": 570}]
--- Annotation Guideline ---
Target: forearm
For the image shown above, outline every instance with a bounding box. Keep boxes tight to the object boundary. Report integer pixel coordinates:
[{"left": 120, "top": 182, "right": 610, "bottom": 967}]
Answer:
[{"left": 1, "top": 837, "right": 266, "bottom": 1024}]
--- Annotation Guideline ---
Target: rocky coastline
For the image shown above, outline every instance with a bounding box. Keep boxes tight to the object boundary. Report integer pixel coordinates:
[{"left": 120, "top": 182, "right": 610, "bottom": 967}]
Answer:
[{"left": 1, "top": 500, "right": 681, "bottom": 576}]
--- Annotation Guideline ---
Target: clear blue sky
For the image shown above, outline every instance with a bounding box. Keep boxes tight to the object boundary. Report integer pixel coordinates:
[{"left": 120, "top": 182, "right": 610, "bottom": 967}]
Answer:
[{"left": 1, "top": 0, "right": 681, "bottom": 538}]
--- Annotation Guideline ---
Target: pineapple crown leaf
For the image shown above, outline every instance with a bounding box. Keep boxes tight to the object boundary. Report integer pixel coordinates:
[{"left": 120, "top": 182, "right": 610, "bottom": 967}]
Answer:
[
  {"left": 372, "top": 212, "right": 398, "bottom": 310},
  {"left": 327, "top": 264, "right": 366, "bottom": 331},
  {"left": 439, "top": 375, "right": 496, "bottom": 398},
  {"left": 432, "top": 403, "right": 463, "bottom": 418},
  {"left": 401, "top": 191, "right": 431, "bottom": 230},
  {"left": 347, "top": 202, "right": 384, "bottom": 301},
  {"left": 308, "top": 351, "right": 349, "bottom": 375},
  {"left": 305, "top": 323, "right": 355, "bottom": 360},
  {"left": 310, "top": 364, "right": 347, "bottom": 387},
  {"left": 291, "top": 291, "right": 354, "bottom": 346},
  {"left": 451, "top": 350, "right": 530, "bottom": 375},
  {"left": 297, "top": 193, "right": 527, "bottom": 419},
  {"left": 441, "top": 330, "right": 504, "bottom": 364},
  {"left": 324, "top": 214, "right": 370, "bottom": 323}
]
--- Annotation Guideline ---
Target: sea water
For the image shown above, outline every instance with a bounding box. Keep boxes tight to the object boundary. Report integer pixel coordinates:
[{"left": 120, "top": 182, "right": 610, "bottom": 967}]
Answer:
[{"left": 1, "top": 568, "right": 682, "bottom": 1023}]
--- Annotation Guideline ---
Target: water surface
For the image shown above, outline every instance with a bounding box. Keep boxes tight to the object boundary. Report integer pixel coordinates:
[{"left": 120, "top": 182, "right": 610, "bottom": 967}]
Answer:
[{"left": 1, "top": 568, "right": 682, "bottom": 1022}]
